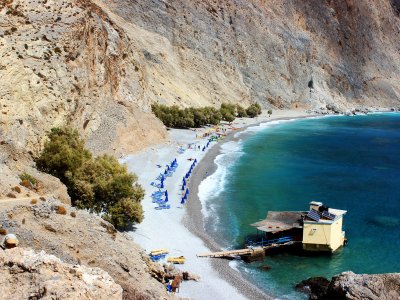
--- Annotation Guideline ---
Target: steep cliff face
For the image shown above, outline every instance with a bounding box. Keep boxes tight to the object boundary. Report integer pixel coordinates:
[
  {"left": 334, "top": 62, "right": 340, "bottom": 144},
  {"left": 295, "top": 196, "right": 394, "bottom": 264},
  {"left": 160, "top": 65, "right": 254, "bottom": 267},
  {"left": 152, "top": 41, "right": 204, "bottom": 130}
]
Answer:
[
  {"left": 104, "top": 0, "right": 400, "bottom": 110},
  {"left": 1, "top": 0, "right": 400, "bottom": 164},
  {"left": 0, "top": 0, "right": 166, "bottom": 160}
]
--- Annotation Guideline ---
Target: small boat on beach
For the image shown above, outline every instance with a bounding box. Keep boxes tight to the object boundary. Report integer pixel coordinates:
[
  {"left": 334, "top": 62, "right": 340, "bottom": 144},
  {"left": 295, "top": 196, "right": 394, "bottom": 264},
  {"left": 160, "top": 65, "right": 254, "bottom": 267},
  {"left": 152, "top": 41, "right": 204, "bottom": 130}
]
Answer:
[{"left": 167, "top": 256, "right": 186, "bottom": 264}]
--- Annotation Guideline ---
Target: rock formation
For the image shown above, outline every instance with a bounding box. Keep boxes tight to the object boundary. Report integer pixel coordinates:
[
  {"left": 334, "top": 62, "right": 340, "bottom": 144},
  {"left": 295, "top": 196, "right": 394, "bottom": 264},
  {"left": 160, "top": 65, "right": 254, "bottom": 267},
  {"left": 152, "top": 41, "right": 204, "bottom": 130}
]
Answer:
[
  {"left": 296, "top": 271, "right": 400, "bottom": 299},
  {"left": 0, "top": 198, "right": 169, "bottom": 299},
  {"left": 0, "top": 247, "right": 123, "bottom": 299}
]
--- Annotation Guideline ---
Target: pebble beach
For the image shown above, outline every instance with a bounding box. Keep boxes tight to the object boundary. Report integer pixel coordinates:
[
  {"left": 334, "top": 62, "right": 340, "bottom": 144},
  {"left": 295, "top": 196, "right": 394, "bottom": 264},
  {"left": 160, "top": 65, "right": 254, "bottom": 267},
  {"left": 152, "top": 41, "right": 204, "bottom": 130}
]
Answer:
[{"left": 123, "top": 109, "right": 312, "bottom": 299}]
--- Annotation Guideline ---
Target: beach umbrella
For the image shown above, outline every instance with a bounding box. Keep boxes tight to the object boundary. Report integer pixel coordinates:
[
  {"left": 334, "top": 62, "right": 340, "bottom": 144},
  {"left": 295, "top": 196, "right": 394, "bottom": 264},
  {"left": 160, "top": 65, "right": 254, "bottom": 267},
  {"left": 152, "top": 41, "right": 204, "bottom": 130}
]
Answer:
[
  {"left": 181, "top": 183, "right": 185, "bottom": 191},
  {"left": 185, "top": 188, "right": 189, "bottom": 196},
  {"left": 202, "top": 147, "right": 205, "bottom": 151},
  {"left": 164, "top": 169, "right": 168, "bottom": 175},
  {"left": 160, "top": 181, "right": 164, "bottom": 189},
  {"left": 164, "top": 191, "right": 169, "bottom": 202},
  {"left": 181, "top": 197, "right": 185, "bottom": 204},
  {"left": 185, "top": 172, "right": 189, "bottom": 179}
]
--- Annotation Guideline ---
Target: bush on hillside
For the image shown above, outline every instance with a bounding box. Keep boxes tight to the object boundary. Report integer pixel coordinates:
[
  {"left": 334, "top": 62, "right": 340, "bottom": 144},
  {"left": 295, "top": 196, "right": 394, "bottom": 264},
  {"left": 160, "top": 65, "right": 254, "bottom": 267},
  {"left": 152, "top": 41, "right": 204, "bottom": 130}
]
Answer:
[
  {"left": 236, "top": 105, "right": 248, "bottom": 118},
  {"left": 152, "top": 104, "right": 222, "bottom": 128},
  {"left": 36, "top": 127, "right": 144, "bottom": 229},
  {"left": 152, "top": 102, "right": 263, "bottom": 128},
  {"left": 220, "top": 103, "right": 236, "bottom": 123},
  {"left": 19, "top": 172, "right": 38, "bottom": 186},
  {"left": 246, "top": 103, "right": 262, "bottom": 118},
  {"left": 35, "top": 127, "right": 91, "bottom": 184}
]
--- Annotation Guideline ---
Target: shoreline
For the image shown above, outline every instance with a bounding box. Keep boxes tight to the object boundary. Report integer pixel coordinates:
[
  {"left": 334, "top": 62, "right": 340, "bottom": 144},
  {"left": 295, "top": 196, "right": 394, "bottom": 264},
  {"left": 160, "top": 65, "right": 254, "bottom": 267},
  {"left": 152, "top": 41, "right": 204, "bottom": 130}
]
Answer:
[
  {"left": 184, "top": 113, "right": 321, "bottom": 300},
  {"left": 123, "top": 109, "right": 397, "bottom": 300}
]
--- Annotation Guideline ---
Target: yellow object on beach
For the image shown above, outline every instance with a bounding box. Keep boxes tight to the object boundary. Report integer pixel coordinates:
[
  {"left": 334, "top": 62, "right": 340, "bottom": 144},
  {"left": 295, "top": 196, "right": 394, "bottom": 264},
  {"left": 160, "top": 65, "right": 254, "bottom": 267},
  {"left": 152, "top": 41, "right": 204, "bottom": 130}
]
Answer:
[
  {"left": 167, "top": 256, "right": 186, "bottom": 264},
  {"left": 150, "top": 249, "right": 169, "bottom": 256}
]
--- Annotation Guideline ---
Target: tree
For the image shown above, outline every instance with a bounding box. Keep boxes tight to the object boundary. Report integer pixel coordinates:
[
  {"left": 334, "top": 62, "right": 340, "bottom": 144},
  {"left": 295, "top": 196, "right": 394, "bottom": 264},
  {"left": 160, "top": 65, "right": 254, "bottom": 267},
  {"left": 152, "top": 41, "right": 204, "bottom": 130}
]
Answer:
[
  {"left": 236, "top": 105, "right": 248, "bottom": 118},
  {"left": 220, "top": 103, "right": 236, "bottom": 123},
  {"left": 246, "top": 103, "right": 262, "bottom": 118},
  {"left": 36, "top": 127, "right": 91, "bottom": 184},
  {"left": 268, "top": 109, "right": 273, "bottom": 117},
  {"left": 103, "top": 198, "right": 144, "bottom": 228},
  {"left": 36, "top": 128, "right": 144, "bottom": 229}
]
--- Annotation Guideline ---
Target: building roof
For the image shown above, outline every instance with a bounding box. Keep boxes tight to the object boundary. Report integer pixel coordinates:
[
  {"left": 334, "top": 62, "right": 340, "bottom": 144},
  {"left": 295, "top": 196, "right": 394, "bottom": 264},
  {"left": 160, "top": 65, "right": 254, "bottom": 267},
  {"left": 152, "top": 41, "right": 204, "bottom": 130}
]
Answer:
[{"left": 251, "top": 211, "right": 304, "bottom": 233}]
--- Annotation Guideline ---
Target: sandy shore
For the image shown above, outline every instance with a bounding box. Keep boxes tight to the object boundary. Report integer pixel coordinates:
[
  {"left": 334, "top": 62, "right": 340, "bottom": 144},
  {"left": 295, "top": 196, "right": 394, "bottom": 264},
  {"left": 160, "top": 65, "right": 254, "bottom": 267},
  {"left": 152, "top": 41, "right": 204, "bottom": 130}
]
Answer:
[{"left": 123, "top": 109, "right": 315, "bottom": 299}]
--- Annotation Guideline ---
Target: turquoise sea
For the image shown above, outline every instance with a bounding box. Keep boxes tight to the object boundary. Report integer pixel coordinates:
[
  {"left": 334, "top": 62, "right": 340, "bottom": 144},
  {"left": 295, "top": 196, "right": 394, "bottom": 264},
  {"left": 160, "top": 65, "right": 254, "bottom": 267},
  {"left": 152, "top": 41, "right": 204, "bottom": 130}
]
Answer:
[{"left": 199, "top": 113, "right": 400, "bottom": 299}]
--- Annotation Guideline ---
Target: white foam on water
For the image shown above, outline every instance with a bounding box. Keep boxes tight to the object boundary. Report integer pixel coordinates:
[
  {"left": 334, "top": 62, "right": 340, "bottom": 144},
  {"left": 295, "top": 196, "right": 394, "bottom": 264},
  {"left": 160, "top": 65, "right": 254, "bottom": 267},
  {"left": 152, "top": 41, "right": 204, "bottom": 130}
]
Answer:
[{"left": 198, "top": 140, "right": 244, "bottom": 228}]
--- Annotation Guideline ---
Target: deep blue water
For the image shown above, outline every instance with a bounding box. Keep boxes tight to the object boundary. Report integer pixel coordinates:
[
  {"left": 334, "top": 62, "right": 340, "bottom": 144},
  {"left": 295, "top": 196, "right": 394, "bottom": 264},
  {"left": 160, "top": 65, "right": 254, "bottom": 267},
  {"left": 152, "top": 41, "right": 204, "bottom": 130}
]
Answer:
[{"left": 203, "top": 113, "right": 400, "bottom": 299}]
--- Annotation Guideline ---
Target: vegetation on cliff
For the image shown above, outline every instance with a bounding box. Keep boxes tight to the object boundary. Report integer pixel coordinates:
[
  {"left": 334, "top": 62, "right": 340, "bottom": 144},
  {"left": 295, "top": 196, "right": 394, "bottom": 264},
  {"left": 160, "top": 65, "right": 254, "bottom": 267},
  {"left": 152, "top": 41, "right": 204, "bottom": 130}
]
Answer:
[
  {"left": 36, "top": 128, "right": 144, "bottom": 228},
  {"left": 151, "top": 103, "right": 262, "bottom": 128}
]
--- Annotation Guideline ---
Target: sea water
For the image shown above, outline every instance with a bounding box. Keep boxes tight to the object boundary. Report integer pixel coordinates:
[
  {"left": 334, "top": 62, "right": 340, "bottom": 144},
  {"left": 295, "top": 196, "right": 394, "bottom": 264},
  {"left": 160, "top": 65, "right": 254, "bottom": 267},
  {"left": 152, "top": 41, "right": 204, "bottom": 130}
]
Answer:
[{"left": 200, "top": 113, "right": 400, "bottom": 299}]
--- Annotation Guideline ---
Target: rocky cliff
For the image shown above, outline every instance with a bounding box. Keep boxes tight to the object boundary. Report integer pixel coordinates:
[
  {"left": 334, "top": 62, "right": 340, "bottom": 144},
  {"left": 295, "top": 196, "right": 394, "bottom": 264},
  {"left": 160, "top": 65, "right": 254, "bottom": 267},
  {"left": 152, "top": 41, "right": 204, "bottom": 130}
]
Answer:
[
  {"left": 0, "top": 247, "right": 123, "bottom": 299},
  {"left": 1, "top": 0, "right": 400, "bottom": 189},
  {"left": 296, "top": 271, "right": 400, "bottom": 300},
  {"left": 0, "top": 198, "right": 169, "bottom": 299}
]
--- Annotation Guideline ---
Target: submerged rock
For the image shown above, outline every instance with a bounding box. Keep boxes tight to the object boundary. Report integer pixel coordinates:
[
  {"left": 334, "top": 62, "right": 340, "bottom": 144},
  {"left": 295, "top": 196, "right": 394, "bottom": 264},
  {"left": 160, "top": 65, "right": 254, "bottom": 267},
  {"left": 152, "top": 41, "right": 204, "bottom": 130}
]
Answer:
[
  {"left": 368, "top": 216, "right": 399, "bottom": 228},
  {"left": 295, "top": 277, "right": 330, "bottom": 299}
]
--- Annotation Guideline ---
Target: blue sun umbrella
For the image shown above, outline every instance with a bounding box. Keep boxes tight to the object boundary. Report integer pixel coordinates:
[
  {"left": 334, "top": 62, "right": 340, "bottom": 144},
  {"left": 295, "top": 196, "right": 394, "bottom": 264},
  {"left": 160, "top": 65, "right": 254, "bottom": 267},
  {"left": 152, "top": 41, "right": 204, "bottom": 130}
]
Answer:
[
  {"left": 160, "top": 181, "right": 164, "bottom": 189},
  {"left": 181, "top": 197, "right": 185, "bottom": 204},
  {"left": 185, "top": 188, "right": 189, "bottom": 196}
]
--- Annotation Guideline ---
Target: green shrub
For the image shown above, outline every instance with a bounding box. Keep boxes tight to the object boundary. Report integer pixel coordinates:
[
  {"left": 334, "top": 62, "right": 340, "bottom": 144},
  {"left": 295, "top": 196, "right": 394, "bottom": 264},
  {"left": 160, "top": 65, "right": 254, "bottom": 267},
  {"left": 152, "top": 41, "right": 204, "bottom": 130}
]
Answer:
[
  {"left": 152, "top": 104, "right": 222, "bottom": 128},
  {"left": 246, "top": 103, "right": 262, "bottom": 118},
  {"left": 236, "top": 105, "right": 248, "bottom": 118},
  {"left": 220, "top": 103, "right": 236, "bottom": 123},
  {"left": 19, "top": 172, "right": 38, "bottom": 186},
  {"left": 268, "top": 109, "right": 273, "bottom": 116},
  {"left": 152, "top": 102, "right": 263, "bottom": 127},
  {"left": 36, "top": 127, "right": 144, "bottom": 229},
  {"left": 103, "top": 197, "right": 144, "bottom": 228},
  {"left": 35, "top": 127, "right": 91, "bottom": 184}
]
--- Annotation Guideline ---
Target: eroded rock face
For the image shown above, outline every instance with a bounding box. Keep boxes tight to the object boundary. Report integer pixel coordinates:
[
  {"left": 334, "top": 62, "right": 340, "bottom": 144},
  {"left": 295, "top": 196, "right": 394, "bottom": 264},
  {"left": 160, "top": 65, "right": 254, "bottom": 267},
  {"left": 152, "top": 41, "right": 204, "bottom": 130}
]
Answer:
[
  {"left": 0, "top": 198, "right": 169, "bottom": 299},
  {"left": 0, "top": 0, "right": 166, "bottom": 159},
  {"left": 0, "top": 247, "right": 123, "bottom": 299},
  {"left": 103, "top": 0, "right": 400, "bottom": 110},
  {"left": 325, "top": 271, "right": 400, "bottom": 300},
  {"left": 297, "top": 271, "right": 400, "bottom": 300}
]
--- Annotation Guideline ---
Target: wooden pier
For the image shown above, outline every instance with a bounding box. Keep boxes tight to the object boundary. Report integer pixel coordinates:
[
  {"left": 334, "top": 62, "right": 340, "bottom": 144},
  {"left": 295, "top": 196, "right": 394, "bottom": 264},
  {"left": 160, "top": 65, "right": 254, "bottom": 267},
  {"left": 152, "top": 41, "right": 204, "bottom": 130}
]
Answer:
[
  {"left": 197, "top": 247, "right": 260, "bottom": 258},
  {"left": 197, "top": 240, "right": 296, "bottom": 259}
]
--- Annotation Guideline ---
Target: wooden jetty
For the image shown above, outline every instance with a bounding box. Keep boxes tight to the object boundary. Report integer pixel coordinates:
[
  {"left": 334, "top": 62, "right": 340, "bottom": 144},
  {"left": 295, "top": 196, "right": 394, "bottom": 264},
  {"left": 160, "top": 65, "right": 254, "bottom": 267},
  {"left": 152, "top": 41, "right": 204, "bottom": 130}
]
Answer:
[{"left": 197, "top": 240, "right": 296, "bottom": 261}]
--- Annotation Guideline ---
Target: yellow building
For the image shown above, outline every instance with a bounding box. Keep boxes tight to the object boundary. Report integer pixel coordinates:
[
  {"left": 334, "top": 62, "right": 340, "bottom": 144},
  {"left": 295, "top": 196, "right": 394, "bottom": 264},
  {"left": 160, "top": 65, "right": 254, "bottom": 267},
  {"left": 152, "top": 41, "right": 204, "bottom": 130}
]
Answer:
[
  {"left": 250, "top": 201, "right": 347, "bottom": 253},
  {"left": 302, "top": 201, "right": 347, "bottom": 252}
]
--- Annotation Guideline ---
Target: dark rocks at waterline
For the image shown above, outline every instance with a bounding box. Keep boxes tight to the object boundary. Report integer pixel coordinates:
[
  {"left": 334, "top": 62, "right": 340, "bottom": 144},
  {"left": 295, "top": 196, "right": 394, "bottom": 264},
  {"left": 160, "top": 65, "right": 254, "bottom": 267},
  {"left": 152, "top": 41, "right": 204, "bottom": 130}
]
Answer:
[
  {"left": 295, "top": 277, "right": 330, "bottom": 300},
  {"left": 296, "top": 271, "right": 400, "bottom": 300}
]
